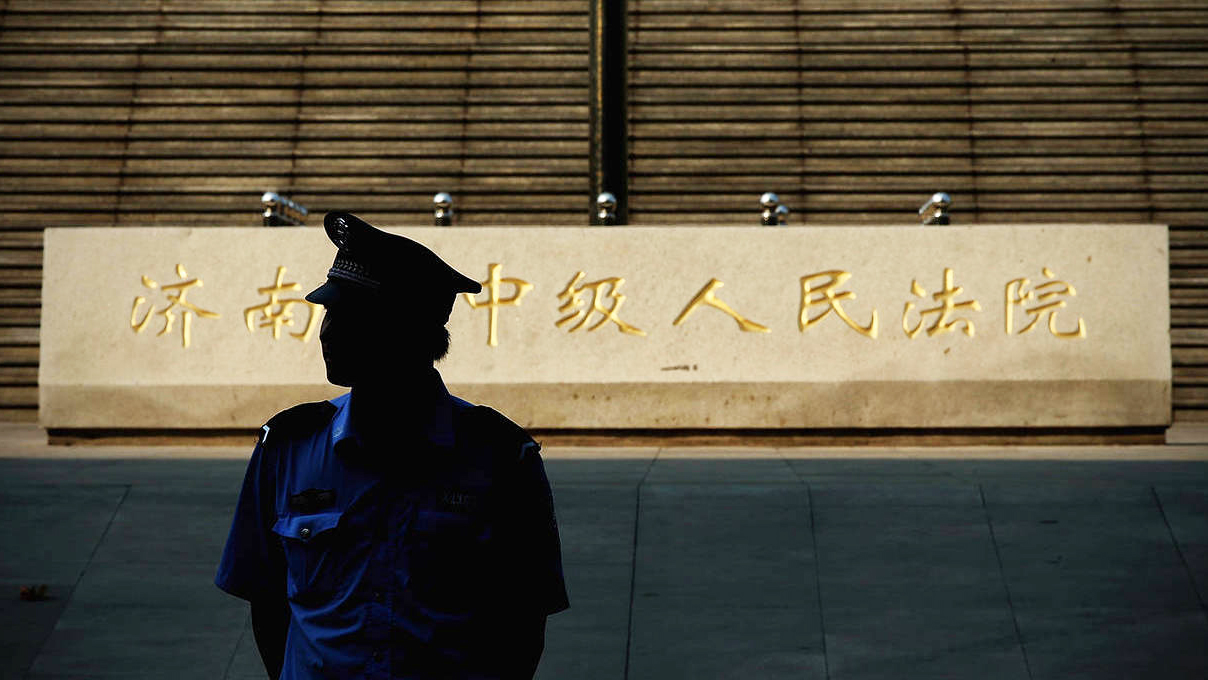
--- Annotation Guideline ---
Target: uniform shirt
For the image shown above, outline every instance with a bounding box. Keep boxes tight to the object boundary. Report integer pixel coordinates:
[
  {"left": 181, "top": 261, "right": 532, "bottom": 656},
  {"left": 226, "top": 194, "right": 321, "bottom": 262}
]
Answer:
[{"left": 215, "top": 376, "right": 569, "bottom": 679}]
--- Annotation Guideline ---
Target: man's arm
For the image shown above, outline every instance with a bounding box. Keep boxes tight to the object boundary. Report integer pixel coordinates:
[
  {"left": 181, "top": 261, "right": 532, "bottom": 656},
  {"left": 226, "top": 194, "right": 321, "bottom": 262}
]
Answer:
[
  {"left": 216, "top": 430, "right": 290, "bottom": 678},
  {"left": 251, "top": 595, "right": 290, "bottom": 680},
  {"left": 494, "top": 441, "right": 568, "bottom": 678},
  {"left": 492, "top": 615, "right": 547, "bottom": 680}
]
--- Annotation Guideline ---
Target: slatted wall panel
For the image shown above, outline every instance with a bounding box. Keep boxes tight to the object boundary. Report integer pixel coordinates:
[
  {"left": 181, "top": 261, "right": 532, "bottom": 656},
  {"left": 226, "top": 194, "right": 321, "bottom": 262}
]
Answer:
[
  {"left": 2, "top": 1, "right": 1205, "bottom": 424},
  {"left": 0, "top": 0, "right": 589, "bottom": 420},
  {"left": 628, "top": 0, "right": 1208, "bottom": 421}
]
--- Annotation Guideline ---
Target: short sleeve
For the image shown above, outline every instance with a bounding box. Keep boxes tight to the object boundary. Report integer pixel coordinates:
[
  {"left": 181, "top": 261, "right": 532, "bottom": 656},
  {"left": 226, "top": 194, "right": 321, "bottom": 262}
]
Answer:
[
  {"left": 215, "top": 437, "right": 285, "bottom": 601},
  {"left": 504, "top": 442, "right": 570, "bottom": 616}
]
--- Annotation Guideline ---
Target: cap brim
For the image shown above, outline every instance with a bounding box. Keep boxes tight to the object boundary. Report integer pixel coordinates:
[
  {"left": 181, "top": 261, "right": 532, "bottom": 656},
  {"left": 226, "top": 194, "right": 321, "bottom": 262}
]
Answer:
[
  {"left": 453, "top": 271, "right": 482, "bottom": 295},
  {"left": 305, "top": 279, "right": 343, "bottom": 305}
]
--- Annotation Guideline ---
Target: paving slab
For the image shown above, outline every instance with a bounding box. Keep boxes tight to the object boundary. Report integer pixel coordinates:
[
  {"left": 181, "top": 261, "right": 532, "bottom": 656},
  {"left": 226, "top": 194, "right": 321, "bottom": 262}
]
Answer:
[
  {"left": 223, "top": 614, "right": 264, "bottom": 680},
  {"left": 0, "top": 458, "right": 248, "bottom": 489},
  {"left": 824, "top": 608, "right": 1027, "bottom": 680},
  {"left": 2, "top": 427, "right": 1207, "bottom": 679},
  {"left": 984, "top": 484, "right": 1208, "bottom": 679},
  {"left": 0, "top": 482, "right": 129, "bottom": 680},
  {"left": 629, "top": 484, "right": 821, "bottom": 678},
  {"left": 538, "top": 564, "right": 632, "bottom": 680},
  {"left": 1152, "top": 485, "right": 1208, "bottom": 604},
  {"left": 542, "top": 456, "right": 655, "bottom": 486},
  {"left": 644, "top": 458, "right": 798, "bottom": 484},
  {"left": 634, "top": 484, "right": 813, "bottom": 606},
  {"left": 1019, "top": 610, "right": 1208, "bottom": 680},
  {"left": 812, "top": 494, "right": 1025, "bottom": 680},
  {"left": 28, "top": 562, "right": 246, "bottom": 679},
  {"left": 90, "top": 486, "right": 238, "bottom": 565},
  {"left": 629, "top": 605, "right": 825, "bottom": 680},
  {"left": 0, "top": 485, "right": 127, "bottom": 584},
  {"left": 538, "top": 486, "right": 637, "bottom": 680},
  {"left": 808, "top": 480, "right": 983, "bottom": 507},
  {"left": 0, "top": 586, "right": 74, "bottom": 680},
  {"left": 555, "top": 485, "right": 638, "bottom": 567}
]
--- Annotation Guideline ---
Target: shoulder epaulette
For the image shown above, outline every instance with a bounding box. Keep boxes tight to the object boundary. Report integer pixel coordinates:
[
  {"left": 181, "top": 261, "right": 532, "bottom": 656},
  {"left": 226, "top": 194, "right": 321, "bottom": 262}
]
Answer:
[
  {"left": 462, "top": 405, "right": 538, "bottom": 463},
  {"left": 260, "top": 400, "right": 337, "bottom": 447}
]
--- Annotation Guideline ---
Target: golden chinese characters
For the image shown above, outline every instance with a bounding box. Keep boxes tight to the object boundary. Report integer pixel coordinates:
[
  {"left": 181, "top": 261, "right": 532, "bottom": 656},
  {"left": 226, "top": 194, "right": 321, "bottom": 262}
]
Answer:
[
  {"left": 1005, "top": 267, "right": 1086, "bottom": 339},
  {"left": 463, "top": 263, "right": 534, "bottom": 347},
  {"left": 130, "top": 264, "right": 220, "bottom": 348},
  {"left": 124, "top": 259, "right": 1090, "bottom": 348},
  {"left": 244, "top": 266, "right": 321, "bottom": 342},
  {"left": 557, "top": 271, "right": 646, "bottom": 336},
  {"left": 674, "top": 279, "right": 769, "bottom": 333},
  {"left": 798, "top": 270, "right": 878, "bottom": 339},
  {"left": 903, "top": 267, "right": 981, "bottom": 339}
]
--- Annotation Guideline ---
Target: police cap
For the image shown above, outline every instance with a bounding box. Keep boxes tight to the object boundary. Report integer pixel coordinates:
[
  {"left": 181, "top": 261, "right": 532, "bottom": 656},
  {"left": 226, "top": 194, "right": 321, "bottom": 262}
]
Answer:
[{"left": 305, "top": 212, "right": 482, "bottom": 322}]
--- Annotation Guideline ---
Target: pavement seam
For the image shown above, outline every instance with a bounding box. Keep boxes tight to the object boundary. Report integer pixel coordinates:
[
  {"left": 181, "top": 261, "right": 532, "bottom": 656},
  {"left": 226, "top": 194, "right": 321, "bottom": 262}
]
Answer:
[
  {"left": 979, "top": 485, "right": 1034, "bottom": 680},
  {"left": 622, "top": 449, "right": 658, "bottom": 680},
  {"left": 1150, "top": 485, "right": 1208, "bottom": 621},
  {"left": 805, "top": 484, "right": 831, "bottom": 680},
  {"left": 221, "top": 611, "right": 253, "bottom": 679},
  {"left": 75, "top": 483, "right": 132, "bottom": 584},
  {"left": 21, "top": 483, "right": 132, "bottom": 679},
  {"left": 784, "top": 454, "right": 830, "bottom": 677}
]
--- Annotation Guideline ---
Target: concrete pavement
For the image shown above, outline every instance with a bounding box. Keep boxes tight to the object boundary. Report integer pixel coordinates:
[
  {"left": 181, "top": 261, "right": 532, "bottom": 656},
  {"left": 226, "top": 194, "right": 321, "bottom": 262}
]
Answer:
[{"left": 1, "top": 425, "right": 1206, "bottom": 679}]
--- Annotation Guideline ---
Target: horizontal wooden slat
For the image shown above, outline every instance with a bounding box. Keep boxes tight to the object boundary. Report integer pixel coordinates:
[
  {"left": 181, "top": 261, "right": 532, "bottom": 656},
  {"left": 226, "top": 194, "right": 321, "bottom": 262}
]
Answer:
[
  {"left": 0, "top": 211, "right": 588, "bottom": 228},
  {"left": 0, "top": 231, "right": 44, "bottom": 248},
  {"left": 0, "top": 347, "right": 40, "bottom": 365},
  {"left": 0, "top": 249, "right": 43, "bottom": 267},
  {"left": 0, "top": 309, "right": 41, "bottom": 326},
  {"left": 0, "top": 86, "right": 587, "bottom": 105},
  {"left": 0, "top": 367, "right": 37, "bottom": 385},
  {"left": 1174, "top": 366, "right": 1208, "bottom": 383},
  {"left": 0, "top": 327, "right": 38, "bottom": 345},
  {"left": 1174, "top": 347, "right": 1208, "bottom": 367},
  {"left": 0, "top": 290, "right": 41, "bottom": 307},
  {"left": 0, "top": 140, "right": 586, "bottom": 159},
  {"left": 0, "top": 408, "right": 38, "bottom": 423},
  {"left": 0, "top": 386, "right": 38, "bottom": 407},
  {"left": 1172, "top": 329, "right": 1208, "bottom": 345},
  {"left": 1175, "top": 386, "right": 1208, "bottom": 407}
]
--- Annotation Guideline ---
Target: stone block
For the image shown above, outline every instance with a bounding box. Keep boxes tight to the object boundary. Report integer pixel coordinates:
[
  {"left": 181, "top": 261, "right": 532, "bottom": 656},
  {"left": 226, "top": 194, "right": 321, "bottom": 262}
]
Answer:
[{"left": 40, "top": 225, "right": 1171, "bottom": 430}]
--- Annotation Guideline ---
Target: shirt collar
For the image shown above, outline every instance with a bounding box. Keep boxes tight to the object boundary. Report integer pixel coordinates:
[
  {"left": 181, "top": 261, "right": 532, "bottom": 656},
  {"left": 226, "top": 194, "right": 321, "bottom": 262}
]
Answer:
[{"left": 330, "top": 369, "right": 456, "bottom": 453}]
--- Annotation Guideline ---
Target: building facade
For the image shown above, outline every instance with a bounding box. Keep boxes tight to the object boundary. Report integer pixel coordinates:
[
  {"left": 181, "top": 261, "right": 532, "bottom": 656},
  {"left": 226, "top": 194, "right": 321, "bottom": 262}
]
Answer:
[{"left": 2, "top": 1, "right": 1205, "bottom": 423}]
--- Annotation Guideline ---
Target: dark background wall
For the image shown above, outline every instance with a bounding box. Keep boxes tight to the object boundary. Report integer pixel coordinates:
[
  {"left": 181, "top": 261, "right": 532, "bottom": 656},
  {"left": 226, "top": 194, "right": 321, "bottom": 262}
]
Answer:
[{"left": 1, "top": 1, "right": 1205, "bottom": 423}]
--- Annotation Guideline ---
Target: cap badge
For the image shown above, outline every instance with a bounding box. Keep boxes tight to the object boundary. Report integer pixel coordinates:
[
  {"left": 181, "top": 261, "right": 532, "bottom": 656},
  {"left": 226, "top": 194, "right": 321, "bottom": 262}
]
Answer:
[{"left": 331, "top": 217, "right": 349, "bottom": 249}]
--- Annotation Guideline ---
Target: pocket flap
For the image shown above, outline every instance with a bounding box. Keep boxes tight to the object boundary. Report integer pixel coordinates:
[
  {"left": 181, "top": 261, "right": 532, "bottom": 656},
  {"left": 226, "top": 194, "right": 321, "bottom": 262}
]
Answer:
[{"left": 272, "top": 510, "right": 343, "bottom": 542}]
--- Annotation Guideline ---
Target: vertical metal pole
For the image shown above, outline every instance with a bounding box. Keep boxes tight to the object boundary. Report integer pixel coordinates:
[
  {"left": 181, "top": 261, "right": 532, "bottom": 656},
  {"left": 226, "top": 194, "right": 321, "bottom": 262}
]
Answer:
[{"left": 589, "top": 0, "right": 628, "bottom": 225}]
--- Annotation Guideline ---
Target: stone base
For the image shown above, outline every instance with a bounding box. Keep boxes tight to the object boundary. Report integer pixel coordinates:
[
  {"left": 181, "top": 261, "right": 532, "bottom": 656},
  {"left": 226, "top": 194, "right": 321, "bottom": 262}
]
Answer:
[
  {"left": 40, "top": 225, "right": 1171, "bottom": 432},
  {"left": 40, "top": 378, "right": 1168, "bottom": 432}
]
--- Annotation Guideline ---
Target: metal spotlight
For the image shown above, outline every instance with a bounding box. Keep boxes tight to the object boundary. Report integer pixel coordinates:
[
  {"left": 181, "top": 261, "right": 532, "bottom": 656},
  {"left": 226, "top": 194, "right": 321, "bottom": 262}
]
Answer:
[
  {"left": 261, "top": 192, "right": 308, "bottom": 226},
  {"left": 919, "top": 192, "right": 952, "bottom": 226},
  {"left": 596, "top": 192, "right": 617, "bottom": 226},
  {"left": 434, "top": 192, "right": 454, "bottom": 226},
  {"left": 760, "top": 192, "right": 780, "bottom": 226}
]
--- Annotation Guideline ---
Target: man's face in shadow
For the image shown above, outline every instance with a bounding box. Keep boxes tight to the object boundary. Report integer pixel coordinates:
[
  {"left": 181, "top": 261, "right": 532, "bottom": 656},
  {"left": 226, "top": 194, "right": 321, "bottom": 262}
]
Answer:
[{"left": 317, "top": 287, "right": 451, "bottom": 388}]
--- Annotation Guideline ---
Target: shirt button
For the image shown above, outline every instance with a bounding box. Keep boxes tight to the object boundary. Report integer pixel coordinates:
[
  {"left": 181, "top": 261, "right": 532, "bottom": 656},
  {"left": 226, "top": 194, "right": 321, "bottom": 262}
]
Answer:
[
  {"left": 299, "top": 527, "right": 311, "bottom": 540},
  {"left": 373, "top": 651, "right": 383, "bottom": 662},
  {"left": 373, "top": 590, "right": 384, "bottom": 602}
]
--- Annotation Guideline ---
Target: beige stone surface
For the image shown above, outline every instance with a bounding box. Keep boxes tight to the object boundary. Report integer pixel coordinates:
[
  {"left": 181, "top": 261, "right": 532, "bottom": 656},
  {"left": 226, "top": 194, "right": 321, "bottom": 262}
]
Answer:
[{"left": 40, "top": 225, "right": 1170, "bottom": 430}]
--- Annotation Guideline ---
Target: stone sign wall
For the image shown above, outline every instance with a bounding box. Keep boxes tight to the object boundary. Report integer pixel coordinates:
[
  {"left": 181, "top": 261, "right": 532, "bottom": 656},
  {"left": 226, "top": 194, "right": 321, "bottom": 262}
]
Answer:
[{"left": 40, "top": 225, "right": 1170, "bottom": 430}]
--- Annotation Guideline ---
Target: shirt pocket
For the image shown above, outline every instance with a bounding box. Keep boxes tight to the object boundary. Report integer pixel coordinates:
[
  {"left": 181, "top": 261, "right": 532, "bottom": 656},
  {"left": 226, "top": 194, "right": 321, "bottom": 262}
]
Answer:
[
  {"left": 407, "top": 508, "right": 492, "bottom": 614},
  {"left": 272, "top": 510, "right": 346, "bottom": 604}
]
